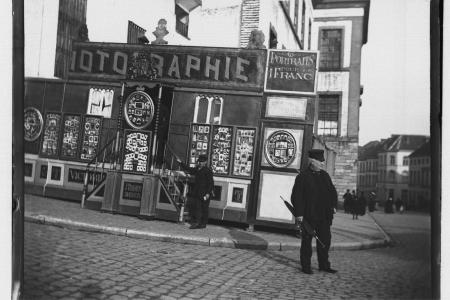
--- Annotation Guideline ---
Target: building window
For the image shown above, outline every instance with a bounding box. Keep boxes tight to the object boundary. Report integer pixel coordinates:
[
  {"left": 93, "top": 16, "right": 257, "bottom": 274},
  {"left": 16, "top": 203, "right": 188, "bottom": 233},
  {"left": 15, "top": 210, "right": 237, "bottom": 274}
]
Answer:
[
  {"left": 390, "top": 155, "right": 396, "bottom": 165},
  {"left": 317, "top": 95, "right": 339, "bottom": 136},
  {"left": 403, "top": 157, "right": 408, "bottom": 166},
  {"left": 319, "top": 28, "right": 342, "bottom": 70},
  {"left": 193, "top": 95, "right": 223, "bottom": 125},
  {"left": 175, "top": 4, "right": 189, "bottom": 38},
  {"left": 388, "top": 170, "right": 395, "bottom": 182}
]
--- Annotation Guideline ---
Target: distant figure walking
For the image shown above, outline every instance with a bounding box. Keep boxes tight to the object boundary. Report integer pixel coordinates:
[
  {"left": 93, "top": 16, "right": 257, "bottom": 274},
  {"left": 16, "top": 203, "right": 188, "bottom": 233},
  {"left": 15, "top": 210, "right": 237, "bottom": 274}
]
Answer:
[
  {"left": 343, "top": 189, "right": 352, "bottom": 213},
  {"left": 395, "top": 198, "right": 405, "bottom": 214},
  {"left": 368, "top": 192, "right": 376, "bottom": 212},
  {"left": 384, "top": 197, "right": 394, "bottom": 214},
  {"left": 351, "top": 190, "right": 358, "bottom": 219},
  {"left": 358, "top": 192, "right": 366, "bottom": 216}
]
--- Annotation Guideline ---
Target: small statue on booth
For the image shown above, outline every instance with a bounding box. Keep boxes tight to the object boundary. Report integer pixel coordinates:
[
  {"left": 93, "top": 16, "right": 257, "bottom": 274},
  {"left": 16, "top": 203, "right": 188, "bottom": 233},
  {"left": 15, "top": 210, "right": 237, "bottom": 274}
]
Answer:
[
  {"left": 77, "top": 24, "right": 89, "bottom": 42},
  {"left": 151, "top": 19, "right": 169, "bottom": 45},
  {"left": 247, "top": 29, "right": 266, "bottom": 49}
]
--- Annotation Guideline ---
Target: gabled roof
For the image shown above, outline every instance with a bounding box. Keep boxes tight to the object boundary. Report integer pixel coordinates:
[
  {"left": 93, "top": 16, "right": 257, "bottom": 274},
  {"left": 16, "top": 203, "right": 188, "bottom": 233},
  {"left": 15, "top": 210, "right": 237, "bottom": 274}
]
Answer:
[
  {"left": 409, "top": 141, "right": 430, "bottom": 158},
  {"left": 358, "top": 140, "right": 383, "bottom": 160},
  {"left": 381, "top": 135, "right": 429, "bottom": 152}
]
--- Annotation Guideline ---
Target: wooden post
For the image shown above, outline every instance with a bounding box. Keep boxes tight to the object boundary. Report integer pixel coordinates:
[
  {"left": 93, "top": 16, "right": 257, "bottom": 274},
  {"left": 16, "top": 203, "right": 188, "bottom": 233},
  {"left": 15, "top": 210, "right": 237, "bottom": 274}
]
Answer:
[{"left": 151, "top": 84, "right": 162, "bottom": 173}]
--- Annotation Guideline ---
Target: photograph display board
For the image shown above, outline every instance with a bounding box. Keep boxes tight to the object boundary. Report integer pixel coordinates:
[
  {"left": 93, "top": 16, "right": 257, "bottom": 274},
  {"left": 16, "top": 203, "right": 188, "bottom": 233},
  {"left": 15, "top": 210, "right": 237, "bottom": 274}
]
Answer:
[
  {"left": 188, "top": 123, "right": 211, "bottom": 168},
  {"left": 60, "top": 114, "right": 82, "bottom": 160},
  {"left": 264, "top": 130, "right": 297, "bottom": 168},
  {"left": 124, "top": 91, "right": 155, "bottom": 129},
  {"left": 24, "top": 107, "right": 43, "bottom": 142},
  {"left": 210, "top": 125, "right": 233, "bottom": 175},
  {"left": 40, "top": 112, "right": 62, "bottom": 158},
  {"left": 122, "top": 130, "right": 152, "bottom": 174},
  {"left": 232, "top": 127, "right": 256, "bottom": 178},
  {"left": 80, "top": 116, "right": 103, "bottom": 161}
]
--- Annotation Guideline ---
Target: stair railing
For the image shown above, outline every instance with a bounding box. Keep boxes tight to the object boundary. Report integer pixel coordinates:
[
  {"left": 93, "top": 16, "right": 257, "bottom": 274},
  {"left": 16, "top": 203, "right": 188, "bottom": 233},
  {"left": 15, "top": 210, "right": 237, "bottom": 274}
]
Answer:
[{"left": 81, "top": 134, "right": 122, "bottom": 208}]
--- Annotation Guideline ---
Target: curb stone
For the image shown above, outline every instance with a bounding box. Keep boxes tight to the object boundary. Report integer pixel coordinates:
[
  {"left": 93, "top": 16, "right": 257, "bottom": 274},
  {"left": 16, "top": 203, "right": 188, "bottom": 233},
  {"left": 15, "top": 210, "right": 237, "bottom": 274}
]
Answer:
[{"left": 25, "top": 213, "right": 388, "bottom": 251}]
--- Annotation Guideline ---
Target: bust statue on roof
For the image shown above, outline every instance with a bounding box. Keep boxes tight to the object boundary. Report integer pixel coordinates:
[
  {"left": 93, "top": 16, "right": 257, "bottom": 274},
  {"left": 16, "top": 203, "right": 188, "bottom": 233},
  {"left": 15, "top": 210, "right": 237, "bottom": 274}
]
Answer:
[
  {"left": 247, "top": 29, "right": 266, "bottom": 49},
  {"left": 151, "top": 19, "right": 169, "bottom": 45}
]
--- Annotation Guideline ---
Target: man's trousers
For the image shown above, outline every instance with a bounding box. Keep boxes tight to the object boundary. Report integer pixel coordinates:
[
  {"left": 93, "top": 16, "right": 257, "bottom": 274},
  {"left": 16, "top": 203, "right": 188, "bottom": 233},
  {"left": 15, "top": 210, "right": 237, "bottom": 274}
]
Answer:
[{"left": 300, "top": 219, "right": 332, "bottom": 270}]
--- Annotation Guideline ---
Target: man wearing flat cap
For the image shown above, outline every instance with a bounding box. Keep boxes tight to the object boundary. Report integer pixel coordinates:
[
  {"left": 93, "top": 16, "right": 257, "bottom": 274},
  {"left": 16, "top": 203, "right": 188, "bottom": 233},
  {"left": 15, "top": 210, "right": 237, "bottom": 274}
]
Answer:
[
  {"left": 178, "top": 154, "right": 214, "bottom": 229},
  {"left": 290, "top": 149, "right": 338, "bottom": 274}
]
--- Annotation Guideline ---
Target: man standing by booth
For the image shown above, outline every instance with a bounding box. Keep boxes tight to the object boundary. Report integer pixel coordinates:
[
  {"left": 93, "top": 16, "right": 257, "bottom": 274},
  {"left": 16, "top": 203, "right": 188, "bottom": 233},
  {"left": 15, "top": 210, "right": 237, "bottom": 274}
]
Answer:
[
  {"left": 290, "top": 149, "right": 338, "bottom": 275},
  {"left": 178, "top": 154, "right": 214, "bottom": 229}
]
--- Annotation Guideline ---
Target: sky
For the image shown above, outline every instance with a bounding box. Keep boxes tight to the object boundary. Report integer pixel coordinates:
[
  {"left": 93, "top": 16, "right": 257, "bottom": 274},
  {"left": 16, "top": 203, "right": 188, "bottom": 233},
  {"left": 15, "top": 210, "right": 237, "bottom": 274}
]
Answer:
[{"left": 359, "top": 0, "right": 431, "bottom": 145}]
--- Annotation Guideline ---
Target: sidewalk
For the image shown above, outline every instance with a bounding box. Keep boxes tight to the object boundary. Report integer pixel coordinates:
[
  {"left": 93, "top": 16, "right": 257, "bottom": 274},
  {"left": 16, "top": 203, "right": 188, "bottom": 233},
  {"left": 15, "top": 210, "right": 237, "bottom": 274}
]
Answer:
[{"left": 24, "top": 194, "right": 391, "bottom": 251}]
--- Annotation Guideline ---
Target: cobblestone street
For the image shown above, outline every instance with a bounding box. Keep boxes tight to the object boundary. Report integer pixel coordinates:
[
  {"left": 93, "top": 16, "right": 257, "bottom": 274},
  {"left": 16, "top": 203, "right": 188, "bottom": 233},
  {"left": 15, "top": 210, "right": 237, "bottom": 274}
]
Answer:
[{"left": 23, "top": 210, "right": 432, "bottom": 299}]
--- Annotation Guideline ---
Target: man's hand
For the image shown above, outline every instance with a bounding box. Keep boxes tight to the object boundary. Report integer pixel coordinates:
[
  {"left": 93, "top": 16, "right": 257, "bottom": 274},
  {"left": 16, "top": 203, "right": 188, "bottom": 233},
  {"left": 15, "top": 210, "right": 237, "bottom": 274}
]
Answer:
[
  {"left": 296, "top": 216, "right": 303, "bottom": 223},
  {"left": 203, "top": 193, "right": 210, "bottom": 201}
]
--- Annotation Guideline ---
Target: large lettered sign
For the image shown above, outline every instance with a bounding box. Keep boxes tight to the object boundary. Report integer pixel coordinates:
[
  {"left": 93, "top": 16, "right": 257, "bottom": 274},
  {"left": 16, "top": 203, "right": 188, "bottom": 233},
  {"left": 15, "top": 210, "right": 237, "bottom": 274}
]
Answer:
[
  {"left": 264, "top": 50, "right": 319, "bottom": 95},
  {"left": 69, "top": 42, "right": 266, "bottom": 92}
]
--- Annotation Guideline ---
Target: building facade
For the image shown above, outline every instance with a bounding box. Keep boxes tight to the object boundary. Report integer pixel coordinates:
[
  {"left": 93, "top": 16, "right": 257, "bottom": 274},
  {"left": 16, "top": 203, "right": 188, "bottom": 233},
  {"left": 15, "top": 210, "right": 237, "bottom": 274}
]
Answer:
[
  {"left": 357, "top": 140, "right": 381, "bottom": 196},
  {"left": 408, "top": 141, "right": 431, "bottom": 210},
  {"left": 24, "top": 0, "right": 370, "bottom": 226}
]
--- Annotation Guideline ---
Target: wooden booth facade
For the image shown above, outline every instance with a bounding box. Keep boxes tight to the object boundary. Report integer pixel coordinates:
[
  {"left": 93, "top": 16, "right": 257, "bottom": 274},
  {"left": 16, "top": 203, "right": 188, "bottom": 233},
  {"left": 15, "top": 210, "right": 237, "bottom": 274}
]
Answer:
[{"left": 25, "top": 41, "right": 319, "bottom": 229}]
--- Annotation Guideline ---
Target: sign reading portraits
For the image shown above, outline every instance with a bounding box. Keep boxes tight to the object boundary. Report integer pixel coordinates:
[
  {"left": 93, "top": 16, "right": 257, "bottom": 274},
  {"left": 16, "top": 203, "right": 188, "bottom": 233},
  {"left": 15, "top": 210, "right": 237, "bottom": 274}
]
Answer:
[
  {"left": 264, "top": 50, "right": 319, "bottom": 95},
  {"left": 122, "top": 130, "right": 152, "bottom": 174},
  {"left": 68, "top": 42, "right": 266, "bottom": 92}
]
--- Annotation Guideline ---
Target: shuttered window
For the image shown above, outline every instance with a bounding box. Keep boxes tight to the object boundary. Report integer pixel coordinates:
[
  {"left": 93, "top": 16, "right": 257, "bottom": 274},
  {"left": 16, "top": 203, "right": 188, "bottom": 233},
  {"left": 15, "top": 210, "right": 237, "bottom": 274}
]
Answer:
[{"left": 318, "top": 95, "right": 339, "bottom": 136}]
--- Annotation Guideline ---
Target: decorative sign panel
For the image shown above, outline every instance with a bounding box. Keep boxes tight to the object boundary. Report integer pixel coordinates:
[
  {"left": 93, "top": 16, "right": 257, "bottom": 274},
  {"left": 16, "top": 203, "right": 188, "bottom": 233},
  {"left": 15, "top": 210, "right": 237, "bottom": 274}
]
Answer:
[
  {"left": 266, "top": 96, "right": 307, "bottom": 119},
  {"left": 122, "top": 130, "right": 152, "bottom": 174},
  {"left": 24, "top": 107, "right": 43, "bottom": 142},
  {"left": 188, "top": 124, "right": 211, "bottom": 168},
  {"left": 60, "top": 114, "right": 81, "bottom": 160},
  {"left": 69, "top": 42, "right": 266, "bottom": 92},
  {"left": 80, "top": 116, "right": 103, "bottom": 161},
  {"left": 232, "top": 127, "right": 256, "bottom": 178},
  {"left": 124, "top": 91, "right": 155, "bottom": 129},
  {"left": 40, "top": 112, "right": 62, "bottom": 158},
  {"left": 122, "top": 181, "right": 143, "bottom": 201},
  {"left": 264, "top": 130, "right": 297, "bottom": 168},
  {"left": 67, "top": 168, "right": 106, "bottom": 184},
  {"left": 210, "top": 125, "right": 233, "bottom": 175},
  {"left": 264, "top": 50, "right": 319, "bottom": 95},
  {"left": 87, "top": 88, "right": 114, "bottom": 118}
]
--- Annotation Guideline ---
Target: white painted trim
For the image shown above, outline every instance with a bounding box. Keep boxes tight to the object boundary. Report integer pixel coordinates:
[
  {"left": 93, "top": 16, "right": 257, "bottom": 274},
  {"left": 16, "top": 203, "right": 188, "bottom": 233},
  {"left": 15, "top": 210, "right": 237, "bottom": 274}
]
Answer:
[
  {"left": 226, "top": 182, "right": 248, "bottom": 209},
  {"left": 313, "top": 8, "right": 364, "bottom": 18},
  {"left": 311, "top": 20, "right": 352, "bottom": 68},
  {"left": 213, "top": 176, "right": 251, "bottom": 185},
  {"left": 24, "top": 159, "right": 36, "bottom": 182},
  {"left": 46, "top": 161, "right": 64, "bottom": 186},
  {"left": 316, "top": 72, "right": 349, "bottom": 136}
]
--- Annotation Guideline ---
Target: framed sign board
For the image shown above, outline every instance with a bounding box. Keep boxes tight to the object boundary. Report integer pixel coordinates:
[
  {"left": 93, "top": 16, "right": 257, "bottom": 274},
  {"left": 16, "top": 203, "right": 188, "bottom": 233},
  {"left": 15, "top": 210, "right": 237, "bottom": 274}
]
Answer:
[
  {"left": 60, "top": 114, "right": 82, "bottom": 160},
  {"left": 124, "top": 91, "right": 155, "bottom": 129},
  {"left": 232, "top": 127, "right": 256, "bottom": 178},
  {"left": 24, "top": 107, "right": 43, "bottom": 142},
  {"left": 80, "top": 115, "right": 103, "bottom": 161},
  {"left": 210, "top": 125, "right": 233, "bottom": 175},
  {"left": 264, "top": 49, "right": 319, "bottom": 95},
  {"left": 40, "top": 112, "right": 62, "bottom": 158},
  {"left": 187, "top": 123, "right": 212, "bottom": 168},
  {"left": 122, "top": 130, "right": 152, "bottom": 174}
]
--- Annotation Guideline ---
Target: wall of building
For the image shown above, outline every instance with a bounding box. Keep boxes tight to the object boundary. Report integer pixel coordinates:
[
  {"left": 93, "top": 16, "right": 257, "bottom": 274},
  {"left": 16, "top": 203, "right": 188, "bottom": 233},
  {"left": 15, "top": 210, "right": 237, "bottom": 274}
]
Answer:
[{"left": 25, "top": 0, "right": 59, "bottom": 78}]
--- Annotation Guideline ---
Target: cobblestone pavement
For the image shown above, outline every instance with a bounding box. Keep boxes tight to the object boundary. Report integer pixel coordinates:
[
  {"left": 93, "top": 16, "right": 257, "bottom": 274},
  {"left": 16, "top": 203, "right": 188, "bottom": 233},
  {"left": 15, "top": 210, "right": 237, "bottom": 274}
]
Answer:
[{"left": 23, "top": 211, "right": 431, "bottom": 300}]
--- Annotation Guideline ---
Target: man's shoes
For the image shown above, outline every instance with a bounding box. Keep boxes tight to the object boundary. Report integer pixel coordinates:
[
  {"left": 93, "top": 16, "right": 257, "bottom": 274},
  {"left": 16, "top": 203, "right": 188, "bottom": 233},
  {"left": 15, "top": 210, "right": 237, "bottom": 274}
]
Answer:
[
  {"left": 189, "top": 224, "right": 201, "bottom": 229},
  {"left": 319, "top": 267, "right": 337, "bottom": 273},
  {"left": 301, "top": 268, "right": 313, "bottom": 275}
]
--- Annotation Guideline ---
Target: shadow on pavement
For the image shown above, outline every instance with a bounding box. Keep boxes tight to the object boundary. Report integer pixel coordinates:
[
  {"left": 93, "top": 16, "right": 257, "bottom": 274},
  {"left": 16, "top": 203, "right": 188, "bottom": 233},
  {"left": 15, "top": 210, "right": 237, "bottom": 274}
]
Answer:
[{"left": 228, "top": 229, "right": 269, "bottom": 249}]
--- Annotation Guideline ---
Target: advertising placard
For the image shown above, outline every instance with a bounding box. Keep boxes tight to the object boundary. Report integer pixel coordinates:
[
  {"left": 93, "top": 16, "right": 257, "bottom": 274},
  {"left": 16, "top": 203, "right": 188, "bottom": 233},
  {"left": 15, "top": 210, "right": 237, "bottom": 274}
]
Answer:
[
  {"left": 80, "top": 116, "right": 103, "bottom": 161},
  {"left": 40, "top": 112, "right": 62, "bottom": 158},
  {"left": 232, "top": 127, "right": 256, "bottom": 178},
  {"left": 60, "top": 114, "right": 82, "bottom": 160},
  {"left": 210, "top": 125, "right": 233, "bottom": 175},
  {"left": 122, "top": 130, "right": 152, "bottom": 174},
  {"left": 187, "top": 123, "right": 211, "bottom": 168},
  {"left": 24, "top": 107, "right": 43, "bottom": 142},
  {"left": 264, "top": 50, "right": 319, "bottom": 95}
]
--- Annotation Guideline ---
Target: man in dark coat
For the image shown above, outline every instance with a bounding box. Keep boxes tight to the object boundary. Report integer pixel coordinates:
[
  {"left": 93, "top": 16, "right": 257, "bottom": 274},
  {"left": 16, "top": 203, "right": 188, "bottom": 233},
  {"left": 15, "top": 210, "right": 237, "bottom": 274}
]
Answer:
[
  {"left": 343, "top": 189, "right": 352, "bottom": 213},
  {"left": 178, "top": 154, "right": 214, "bottom": 229},
  {"left": 290, "top": 149, "right": 338, "bottom": 275}
]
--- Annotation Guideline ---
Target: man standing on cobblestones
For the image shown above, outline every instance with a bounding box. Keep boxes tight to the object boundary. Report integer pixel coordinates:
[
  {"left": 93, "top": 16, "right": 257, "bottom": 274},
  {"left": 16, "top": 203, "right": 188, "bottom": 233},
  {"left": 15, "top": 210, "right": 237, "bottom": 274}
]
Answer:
[
  {"left": 178, "top": 154, "right": 214, "bottom": 229},
  {"left": 290, "top": 149, "right": 338, "bottom": 275}
]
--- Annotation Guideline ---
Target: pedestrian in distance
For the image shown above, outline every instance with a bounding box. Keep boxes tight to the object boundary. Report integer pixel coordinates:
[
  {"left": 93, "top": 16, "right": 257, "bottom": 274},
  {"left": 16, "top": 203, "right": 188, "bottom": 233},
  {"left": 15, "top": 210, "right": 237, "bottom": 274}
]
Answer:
[
  {"left": 358, "top": 191, "right": 366, "bottom": 216},
  {"left": 395, "top": 198, "right": 405, "bottom": 214},
  {"left": 343, "top": 189, "right": 352, "bottom": 213},
  {"left": 384, "top": 197, "right": 394, "bottom": 213},
  {"left": 368, "top": 192, "right": 376, "bottom": 212},
  {"left": 351, "top": 190, "right": 359, "bottom": 220},
  {"left": 290, "top": 149, "right": 338, "bottom": 275},
  {"left": 177, "top": 154, "right": 214, "bottom": 229}
]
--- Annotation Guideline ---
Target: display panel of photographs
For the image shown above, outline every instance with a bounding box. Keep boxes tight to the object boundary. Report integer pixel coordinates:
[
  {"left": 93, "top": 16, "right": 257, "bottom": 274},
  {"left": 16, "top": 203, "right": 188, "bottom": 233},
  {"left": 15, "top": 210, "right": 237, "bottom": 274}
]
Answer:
[
  {"left": 39, "top": 112, "right": 62, "bottom": 158},
  {"left": 210, "top": 125, "right": 234, "bottom": 175},
  {"left": 121, "top": 129, "right": 152, "bottom": 174},
  {"left": 232, "top": 127, "right": 257, "bottom": 178},
  {"left": 59, "top": 114, "right": 82, "bottom": 160},
  {"left": 188, "top": 123, "right": 212, "bottom": 168},
  {"left": 80, "top": 115, "right": 103, "bottom": 161}
]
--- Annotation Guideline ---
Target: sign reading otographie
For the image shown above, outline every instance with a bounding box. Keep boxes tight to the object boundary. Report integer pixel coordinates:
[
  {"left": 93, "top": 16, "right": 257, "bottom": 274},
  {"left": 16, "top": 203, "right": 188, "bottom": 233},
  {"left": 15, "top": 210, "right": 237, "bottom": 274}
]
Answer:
[
  {"left": 68, "top": 42, "right": 266, "bottom": 92},
  {"left": 264, "top": 50, "right": 319, "bottom": 95},
  {"left": 122, "top": 130, "right": 152, "bottom": 174}
]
